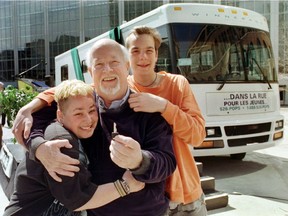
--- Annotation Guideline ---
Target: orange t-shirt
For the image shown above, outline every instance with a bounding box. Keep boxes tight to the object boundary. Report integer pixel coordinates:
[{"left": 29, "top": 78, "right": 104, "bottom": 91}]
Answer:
[{"left": 127, "top": 72, "right": 206, "bottom": 204}]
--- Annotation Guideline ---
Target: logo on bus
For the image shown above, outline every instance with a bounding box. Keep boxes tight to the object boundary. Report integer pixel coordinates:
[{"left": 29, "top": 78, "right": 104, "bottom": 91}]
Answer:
[{"left": 206, "top": 92, "right": 274, "bottom": 115}]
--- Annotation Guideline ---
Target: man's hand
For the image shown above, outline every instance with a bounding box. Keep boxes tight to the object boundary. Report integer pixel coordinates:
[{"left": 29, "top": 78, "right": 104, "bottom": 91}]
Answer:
[
  {"left": 12, "top": 98, "right": 47, "bottom": 145},
  {"left": 128, "top": 92, "right": 167, "bottom": 113},
  {"left": 12, "top": 107, "right": 33, "bottom": 145},
  {"left": 36, "top": 139, "right": 80, "bottom": 182},
  {"left": 109, "top": 135, "right": 142, "bottom": 170},
  {"left": 122, "top": 170, "right": 145, "bottom": 193}
]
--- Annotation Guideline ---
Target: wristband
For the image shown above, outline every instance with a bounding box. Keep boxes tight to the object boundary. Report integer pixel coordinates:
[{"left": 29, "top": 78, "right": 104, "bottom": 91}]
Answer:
[
  {"left": 114, "top": 179, "right": 130, "bottom": 197},
  {"left": 120, "top": 179, "right": 130, "bottom": 194}
]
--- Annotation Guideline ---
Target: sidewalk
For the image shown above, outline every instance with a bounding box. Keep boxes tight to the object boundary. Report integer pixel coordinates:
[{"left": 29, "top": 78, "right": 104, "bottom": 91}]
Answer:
[
  {"left": 208, "top": 108, "right": 288, "bottom": 215},
  {"left": 0, "top": 125, "right": 14, "bottom": 215},
  {"left": 208, "top": 139, "right": 288, "bottom": 215},
  {"left": 209, "top": 193, "right": 288, "bottom": 216}
]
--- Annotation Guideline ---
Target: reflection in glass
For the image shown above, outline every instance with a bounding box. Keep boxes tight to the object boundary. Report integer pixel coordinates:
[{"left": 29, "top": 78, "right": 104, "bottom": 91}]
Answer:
[{"left": 157, "top": 23, "right": 277, "bottom": 84}]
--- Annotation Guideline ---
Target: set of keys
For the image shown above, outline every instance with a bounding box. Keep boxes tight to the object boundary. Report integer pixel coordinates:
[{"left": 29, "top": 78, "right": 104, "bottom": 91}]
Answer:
[{"left": 112, "top": 122, "right": 119, "bottom": 139}]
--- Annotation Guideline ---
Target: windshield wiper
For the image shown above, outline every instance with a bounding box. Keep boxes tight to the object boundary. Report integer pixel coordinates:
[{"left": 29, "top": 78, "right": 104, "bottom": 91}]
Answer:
[
  {"left": 251, "top": 58, "right": 272, "bottom": 89},
  {"left": 217, "top": 74, "right": 228, "bottom": 91}
]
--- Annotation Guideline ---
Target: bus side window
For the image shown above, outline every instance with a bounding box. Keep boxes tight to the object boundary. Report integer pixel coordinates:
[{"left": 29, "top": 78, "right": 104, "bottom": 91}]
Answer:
[
  {"left": 61, "top": 65, "right": 68, "bottom": 82},
  {"left": 81, "top": 60, "right": 88, "bottom": 73}
]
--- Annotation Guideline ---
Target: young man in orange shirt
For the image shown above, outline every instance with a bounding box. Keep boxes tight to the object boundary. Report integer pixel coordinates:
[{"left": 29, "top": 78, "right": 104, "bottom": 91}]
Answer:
[{"left": 125, "top": 26, "right": 207, "bottom": 216}]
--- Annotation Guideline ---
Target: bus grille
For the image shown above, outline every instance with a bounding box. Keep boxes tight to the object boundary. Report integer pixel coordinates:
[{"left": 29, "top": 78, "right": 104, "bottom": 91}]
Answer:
[
  {"left": 224, "top": 122, "right": 271, "bottom": 136},
  {"left": 227, "top": 135, "right": 269, "bottom": 147}
]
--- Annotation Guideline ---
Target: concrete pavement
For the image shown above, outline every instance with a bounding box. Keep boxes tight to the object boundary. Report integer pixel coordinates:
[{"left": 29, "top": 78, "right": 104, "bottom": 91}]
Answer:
[
  {"left": 200, "top": 140, "right": 288, "bottom": 216},
  {"left": 0, "top": 125, "right": 13, "bottom": 215},
  {"left": 209, "top": 194, "right": 288, "bottom": 216}
]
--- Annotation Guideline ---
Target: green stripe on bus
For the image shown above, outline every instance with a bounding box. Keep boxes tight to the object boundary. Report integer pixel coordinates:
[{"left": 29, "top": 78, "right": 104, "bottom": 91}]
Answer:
[
  {"left": 109, "top": 26, "right": 123, "bottom": 44},
  {"left": 71, "top": 48, "right": 84, "bottom": 81}
]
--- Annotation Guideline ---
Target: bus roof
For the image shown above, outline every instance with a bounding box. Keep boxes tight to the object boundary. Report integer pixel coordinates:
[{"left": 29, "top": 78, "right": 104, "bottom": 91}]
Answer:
[
  {"left": 120, "top": 3, "right": 269, "bottom": 32},
  {"left": 55, "top": 3, "right": 269, "bottom": 60}
]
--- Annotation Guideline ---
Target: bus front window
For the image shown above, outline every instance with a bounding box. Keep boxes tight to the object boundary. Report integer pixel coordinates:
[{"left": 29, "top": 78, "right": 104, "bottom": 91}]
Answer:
[{"left": 170, "top": 23, "right": 277, "bottom": 84}]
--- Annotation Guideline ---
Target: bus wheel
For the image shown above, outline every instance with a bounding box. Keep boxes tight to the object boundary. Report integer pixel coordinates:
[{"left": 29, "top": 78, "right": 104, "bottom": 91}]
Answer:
[{"left": 230, "top": 153, "right": 246, "bottom": 160}]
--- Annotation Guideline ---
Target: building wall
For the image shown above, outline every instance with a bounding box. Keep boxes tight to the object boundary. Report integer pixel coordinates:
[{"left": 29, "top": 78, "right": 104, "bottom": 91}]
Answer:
[{"left": 0, "top": 0, "right": 287, "bottom": 86}]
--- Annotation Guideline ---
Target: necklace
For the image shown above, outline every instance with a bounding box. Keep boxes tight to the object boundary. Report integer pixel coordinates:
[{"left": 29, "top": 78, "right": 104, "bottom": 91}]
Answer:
[{"left": 136, "top": 73, "right": 158, "bottom": 87}]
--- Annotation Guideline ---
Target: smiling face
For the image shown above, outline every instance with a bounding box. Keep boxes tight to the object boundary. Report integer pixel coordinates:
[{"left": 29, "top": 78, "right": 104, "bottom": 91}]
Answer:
[
  {"left": 126, "top": 33, "right": 158, "bottom": 77},
  {"left": 88, "top": 39, "right": 130, "bottom": 107},
  {"left": 57, "top": 95, "right": 98, "bottom": 139}
]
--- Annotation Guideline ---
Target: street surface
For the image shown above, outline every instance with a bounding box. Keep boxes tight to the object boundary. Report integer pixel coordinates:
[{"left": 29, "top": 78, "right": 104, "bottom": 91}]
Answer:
[
  {"left": 1, "top": 108, "right": 288, "bottom": 215},
  {"left": 200, "top": 108, "right": 288, "bottom": 216}
]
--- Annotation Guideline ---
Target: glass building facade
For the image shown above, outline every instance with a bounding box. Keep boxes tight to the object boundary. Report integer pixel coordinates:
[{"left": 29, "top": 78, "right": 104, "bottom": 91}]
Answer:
[{"left": 0, "top": 0, "right": 287, "bottom": 86}]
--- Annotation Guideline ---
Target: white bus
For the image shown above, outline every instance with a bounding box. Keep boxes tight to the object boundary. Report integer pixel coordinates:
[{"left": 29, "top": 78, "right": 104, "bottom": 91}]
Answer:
[{"left": 55, "top": 3, "right": 284, "bottom": 159}]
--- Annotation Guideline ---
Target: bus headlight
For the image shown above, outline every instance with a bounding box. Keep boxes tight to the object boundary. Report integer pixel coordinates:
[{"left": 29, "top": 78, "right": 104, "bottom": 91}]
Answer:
[
  {"left": 205, "top": 127, "right": 222, "bottom": 137},
  {"left": 275, "top": 120, "right": 284, "bottom": 130}
]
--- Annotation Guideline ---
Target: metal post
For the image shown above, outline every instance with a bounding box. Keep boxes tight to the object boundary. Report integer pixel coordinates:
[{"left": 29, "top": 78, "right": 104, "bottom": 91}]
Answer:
[{"left": 270, "top": 0, "right": 279, "bottom": 73}]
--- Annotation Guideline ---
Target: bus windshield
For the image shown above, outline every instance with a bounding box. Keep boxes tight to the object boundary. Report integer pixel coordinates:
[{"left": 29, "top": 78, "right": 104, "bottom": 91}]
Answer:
[{"left": 157, "top": 23, "right": 277, "bottom": 84}]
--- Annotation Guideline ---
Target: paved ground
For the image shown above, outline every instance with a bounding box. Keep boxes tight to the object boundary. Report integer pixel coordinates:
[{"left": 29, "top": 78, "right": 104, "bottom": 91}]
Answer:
[
  {"left": 1, "top": 109, "right": 288, "bottom": 215},
  {"left": 0, "top": 125, "right": 14, "bottom": 215},
  {"left": 199, "top": 141, "right": 288, "bottom": 216},
  {"left": 203, "top": 108, "right": 288, "bottom": 216}
]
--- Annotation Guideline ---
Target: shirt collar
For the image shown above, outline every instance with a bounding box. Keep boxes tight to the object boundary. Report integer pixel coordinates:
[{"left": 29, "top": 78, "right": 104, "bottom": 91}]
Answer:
[{"left": 97, "top": 88, "right": 130, "bottom": 110}]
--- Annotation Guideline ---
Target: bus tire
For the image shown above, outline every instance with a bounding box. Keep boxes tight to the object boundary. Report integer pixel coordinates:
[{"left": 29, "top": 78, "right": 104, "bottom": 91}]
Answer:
[{"left": 230, "top": 153, "right": 246, "bottom": 160}]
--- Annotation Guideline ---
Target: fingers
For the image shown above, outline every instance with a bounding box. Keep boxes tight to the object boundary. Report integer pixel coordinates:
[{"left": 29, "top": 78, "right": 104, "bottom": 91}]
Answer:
[
  {"left": 128, "top": 93, "right": 141, "bottom": 111},
  {"left": 36, "top": 140, "right": 80, "bottom": 179},
  {"left": 110, "top": 135, "right": 142, "bottom": 169},
  {"left": 129, "top": 93, "right": 138, "bottom": 99},
  {"left": 12, "top": 121, "right": 24, "bottom": 145},
  {"left": 60, "top": 164, "right": 80, "bottom": 173},
  {"left": 47, "top": 161, "right": 79, "bottom": 180},
  {"left": 113, "top": 135, "right": 137, "bottom": 149},
  {"left": 52, "top": 141, "right": 79, "bottom": 166},
  {"left": 48, "top": 141, "right": 80, "bottom": 168},
  {"left": 56, "top": 154, "right": 80, "bottom": 167},
  {"left": 48, "top": 171, "right": 63, "bottom": 182},
  {"left": 53, "top": 167, "right": 77, "bottom": 177},
  {"left": 128, "top": 93, "right": 159, "bottom": 113},
  {"left": 12, "top": 116, "right": 33, "bottom": 145},
  {"left": 110, "top": 137, "right": 135, "bottom": 162},
  {"left": 23, "top": 120, "right": 32, "bottom": 139},
  {"left": 109, "top": 144, "right": 129, "bottom": 168},
  {"left": 48, "top": 169, "right": 81, "bottom": 182},
  {"left": 54, "top": 139, "right": 73, "bottom": 150},
  {"left": 12, "top": 127, "right": 25, "bottom": 145}
]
